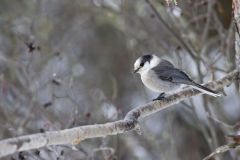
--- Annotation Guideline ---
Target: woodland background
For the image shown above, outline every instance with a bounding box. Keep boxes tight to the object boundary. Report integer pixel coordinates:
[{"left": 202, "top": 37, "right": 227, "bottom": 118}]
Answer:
[{"left": 0, "top": 0, "right": 238, "bottom": 160}]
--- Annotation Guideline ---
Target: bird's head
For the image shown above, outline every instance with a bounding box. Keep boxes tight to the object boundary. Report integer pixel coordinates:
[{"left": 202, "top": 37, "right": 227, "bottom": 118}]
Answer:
[{"left": 133, "top": 54, "right": 160, "bottom": 74}]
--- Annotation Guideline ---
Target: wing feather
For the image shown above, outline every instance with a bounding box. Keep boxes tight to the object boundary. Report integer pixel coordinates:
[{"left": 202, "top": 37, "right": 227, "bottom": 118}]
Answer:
[{"left": 152, "top": 59, "right": 193, "bottom": 84}]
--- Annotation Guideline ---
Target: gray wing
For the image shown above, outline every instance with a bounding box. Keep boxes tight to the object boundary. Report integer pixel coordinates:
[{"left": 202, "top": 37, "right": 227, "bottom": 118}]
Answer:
[
  {"left": 158, "top": 59, "right": 175, "bottom": 68},
  {"left": 152, "top": 59, "right": 193, "bottom": 84}
]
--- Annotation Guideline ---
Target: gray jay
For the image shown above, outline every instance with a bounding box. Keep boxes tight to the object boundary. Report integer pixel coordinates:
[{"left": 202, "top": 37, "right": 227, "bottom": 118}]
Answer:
[{"left": 133, "top": 54, "right": 221, "bottom": 100}]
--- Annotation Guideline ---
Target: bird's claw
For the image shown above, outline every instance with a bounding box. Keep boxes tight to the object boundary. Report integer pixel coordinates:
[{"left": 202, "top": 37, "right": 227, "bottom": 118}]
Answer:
[{"left": 153, "top": 93, "right": 165, "bottom": 101}]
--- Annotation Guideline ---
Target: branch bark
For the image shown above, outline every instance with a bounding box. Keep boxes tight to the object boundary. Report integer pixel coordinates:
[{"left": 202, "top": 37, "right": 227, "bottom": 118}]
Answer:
[{"left": 0, "top": 69, "right": 238, "bottom": 158}]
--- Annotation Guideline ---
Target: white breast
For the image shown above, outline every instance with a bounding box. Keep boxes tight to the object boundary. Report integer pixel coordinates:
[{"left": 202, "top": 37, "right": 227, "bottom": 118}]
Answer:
[{"left": 140, "top": 70, "right": 180, "bottom": 93}]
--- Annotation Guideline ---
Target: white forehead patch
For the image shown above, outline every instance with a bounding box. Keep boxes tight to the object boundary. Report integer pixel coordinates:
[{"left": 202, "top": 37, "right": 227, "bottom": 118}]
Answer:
[{"left": 134, "top": 58, "right": 141, "bottom": 70}]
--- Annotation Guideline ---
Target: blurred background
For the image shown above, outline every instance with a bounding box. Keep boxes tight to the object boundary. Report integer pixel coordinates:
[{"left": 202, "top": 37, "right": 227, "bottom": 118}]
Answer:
[{"left": 0, "top": 0, "right": 238, "bottom": 159}]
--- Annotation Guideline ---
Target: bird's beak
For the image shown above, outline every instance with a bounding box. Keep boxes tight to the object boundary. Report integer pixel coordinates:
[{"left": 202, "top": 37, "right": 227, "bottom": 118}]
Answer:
[{"left": 133, "top": 67, "right": 140, "bottom": 73}]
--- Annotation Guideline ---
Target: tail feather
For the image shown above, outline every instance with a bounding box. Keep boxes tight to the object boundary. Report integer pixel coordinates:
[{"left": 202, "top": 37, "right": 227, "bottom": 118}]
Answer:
[{"left": 189, "top": 82, "right": 221, "bottom": 97}]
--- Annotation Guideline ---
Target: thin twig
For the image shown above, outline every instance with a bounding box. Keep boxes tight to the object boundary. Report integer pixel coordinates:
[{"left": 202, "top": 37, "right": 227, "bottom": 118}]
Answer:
[
  {"left": 145, "top": 0, "right": 197, "bottom": 60},
  {"left": 203, "top": 143, "right": 240, "bottom": 160}
]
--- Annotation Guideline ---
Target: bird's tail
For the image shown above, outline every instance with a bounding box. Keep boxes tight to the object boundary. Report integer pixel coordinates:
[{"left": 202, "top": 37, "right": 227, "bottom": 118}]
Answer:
[{"left": 189, "top": 81, "right": 222, "bottom": 97}]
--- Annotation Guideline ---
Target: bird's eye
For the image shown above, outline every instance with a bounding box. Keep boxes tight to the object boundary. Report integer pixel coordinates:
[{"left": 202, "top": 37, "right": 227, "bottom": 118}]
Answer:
[{"left": 140, "top": 62, "right": 144, "bottom": 67}]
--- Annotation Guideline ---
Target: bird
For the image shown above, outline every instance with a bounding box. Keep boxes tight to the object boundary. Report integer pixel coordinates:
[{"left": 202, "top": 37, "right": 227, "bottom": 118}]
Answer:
[{"left": 133, "top": 54, "right": 221, "bottom": 101}]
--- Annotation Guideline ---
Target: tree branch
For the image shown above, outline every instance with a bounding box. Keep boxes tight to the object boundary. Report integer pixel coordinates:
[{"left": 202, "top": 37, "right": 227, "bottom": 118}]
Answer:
[
  {"left": 203, "top": 143, "right": 240, "bottom": 160},
  {"left": 0, "top": 70, "right": 238, "bottom": 158}
]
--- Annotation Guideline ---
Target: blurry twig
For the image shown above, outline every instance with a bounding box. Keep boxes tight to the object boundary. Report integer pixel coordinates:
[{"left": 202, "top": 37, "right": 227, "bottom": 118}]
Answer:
[
  {"left": 145, "top": 0, "right": 197, "bottom": 60},
  {"left": 232, "top": 0, "right": 240, "bottom": 38},
  {"left": 200, "top": 0, "right": 215, "bottom": 46},
  {"left": 203, "top": 143, "right": 240, "bottom": 160},
  {"left": 187, "top": 98, "right": 213, "bottom": 150},
  {"left": 110, "top": 75, "right": 118, "bottom": 100},
  {"left": 93, "top": 147, "right": 115, "bottom": 160},
  {"left": 165, "top": 0, "right": 177, "bottom": 6},
  {"left": 206, "top": 112, "right": 234, "bottom": 130},
  {"left": 202, "top": 96, "right": 219, "bottom": 150},
  {"left": 234, "top": 18, "right": 240, "bottom": 38}
]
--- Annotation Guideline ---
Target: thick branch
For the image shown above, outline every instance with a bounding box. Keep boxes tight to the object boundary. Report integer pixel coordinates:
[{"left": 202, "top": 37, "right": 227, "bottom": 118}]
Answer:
[{"left": 0, "top": 70, "right": 238, "bottom": 158}]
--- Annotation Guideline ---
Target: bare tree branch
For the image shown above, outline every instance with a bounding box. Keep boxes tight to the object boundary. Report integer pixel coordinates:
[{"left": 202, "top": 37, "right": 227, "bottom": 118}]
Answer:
[{"left": 0, "top": 69, "right": 238, "bottom": 158}]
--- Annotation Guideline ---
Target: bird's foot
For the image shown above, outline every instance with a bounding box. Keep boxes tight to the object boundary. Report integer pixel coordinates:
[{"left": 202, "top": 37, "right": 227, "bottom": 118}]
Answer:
[{"left": 153, "top": 93, "right": 165, "bottom": 101}]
